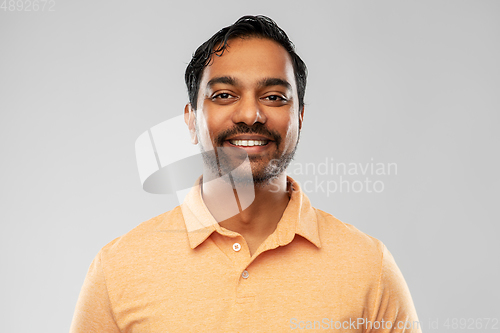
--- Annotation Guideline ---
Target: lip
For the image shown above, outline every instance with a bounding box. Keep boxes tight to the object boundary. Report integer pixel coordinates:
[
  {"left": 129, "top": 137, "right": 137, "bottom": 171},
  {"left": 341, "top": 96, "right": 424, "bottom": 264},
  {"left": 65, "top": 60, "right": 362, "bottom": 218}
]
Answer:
[{"left": 223, "top": 139, "right": 273, "bottom": 154}]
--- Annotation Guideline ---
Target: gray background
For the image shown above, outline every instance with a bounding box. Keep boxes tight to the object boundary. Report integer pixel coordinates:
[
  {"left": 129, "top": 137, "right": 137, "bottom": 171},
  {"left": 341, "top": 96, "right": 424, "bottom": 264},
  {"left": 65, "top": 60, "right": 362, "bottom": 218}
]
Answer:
[{"left": 1, "top": 0, "right": 499, "bottom": 332}]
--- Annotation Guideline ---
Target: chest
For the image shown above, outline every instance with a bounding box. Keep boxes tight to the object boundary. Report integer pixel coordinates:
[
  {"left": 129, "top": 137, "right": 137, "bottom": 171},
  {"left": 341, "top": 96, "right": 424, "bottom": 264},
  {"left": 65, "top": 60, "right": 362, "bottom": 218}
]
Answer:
[{"left": 106, "top": 241, "right": 376, "bottom": 332}]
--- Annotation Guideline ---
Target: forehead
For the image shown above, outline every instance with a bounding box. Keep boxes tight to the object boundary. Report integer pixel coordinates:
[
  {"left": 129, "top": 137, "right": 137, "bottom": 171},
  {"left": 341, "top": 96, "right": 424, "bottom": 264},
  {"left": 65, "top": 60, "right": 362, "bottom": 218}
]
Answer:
[{"left": 199, "top": 37, "right": 296, "bottom": 91}]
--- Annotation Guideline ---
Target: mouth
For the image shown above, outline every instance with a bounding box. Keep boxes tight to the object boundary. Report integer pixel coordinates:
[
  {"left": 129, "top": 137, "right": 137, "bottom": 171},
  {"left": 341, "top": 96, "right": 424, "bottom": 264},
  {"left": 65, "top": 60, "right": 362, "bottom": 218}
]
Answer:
[
  {"left": 228, "top": 139, "right": 269, "bottom": 147},
  {"left": 223, "top": 139, "right": 273, "bottom": 153}
]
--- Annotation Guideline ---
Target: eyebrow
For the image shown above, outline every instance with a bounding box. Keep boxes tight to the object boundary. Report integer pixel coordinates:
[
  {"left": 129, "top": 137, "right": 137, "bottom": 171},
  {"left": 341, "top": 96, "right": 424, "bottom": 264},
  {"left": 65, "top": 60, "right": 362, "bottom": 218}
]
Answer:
[
  {"left": 206, "top": 76, "right": 238, "bottom": 90},
  {"left": 257, "top": 77, "right": 292, "bottom": 92},
  {"left": 206, "top": 76, "right": 292, "bottom": 92}
]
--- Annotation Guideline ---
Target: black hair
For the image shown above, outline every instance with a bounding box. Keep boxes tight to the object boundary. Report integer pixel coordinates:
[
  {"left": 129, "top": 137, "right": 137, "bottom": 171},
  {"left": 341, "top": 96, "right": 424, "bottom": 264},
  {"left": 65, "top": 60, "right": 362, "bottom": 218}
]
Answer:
[{"left": 185, "top": 15, "right": 307, "bottom": 111}]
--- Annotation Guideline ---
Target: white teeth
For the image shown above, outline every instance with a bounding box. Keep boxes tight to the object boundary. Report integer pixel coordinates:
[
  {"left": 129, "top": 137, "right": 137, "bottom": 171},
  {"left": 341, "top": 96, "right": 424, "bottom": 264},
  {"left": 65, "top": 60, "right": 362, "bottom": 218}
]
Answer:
[{"left": 229, "top": 140, "right": 268, "bottom": 147}]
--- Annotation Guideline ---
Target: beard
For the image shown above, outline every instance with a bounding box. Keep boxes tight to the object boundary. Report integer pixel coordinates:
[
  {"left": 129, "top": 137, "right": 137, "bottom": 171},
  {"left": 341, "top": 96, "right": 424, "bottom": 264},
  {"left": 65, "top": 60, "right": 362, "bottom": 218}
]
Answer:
[{"left": 196, "top": 123, "right": 300, "bottom": 187}]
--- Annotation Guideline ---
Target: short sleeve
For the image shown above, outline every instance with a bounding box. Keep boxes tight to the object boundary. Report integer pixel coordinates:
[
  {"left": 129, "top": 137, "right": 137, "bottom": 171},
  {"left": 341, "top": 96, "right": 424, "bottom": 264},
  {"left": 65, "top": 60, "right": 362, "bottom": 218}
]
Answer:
[
  {"left": 367, "top": 244, "right": 422, "bottom": 333},
  {"left": 69, "top": 251, "right": 121, "bottom": 333}
]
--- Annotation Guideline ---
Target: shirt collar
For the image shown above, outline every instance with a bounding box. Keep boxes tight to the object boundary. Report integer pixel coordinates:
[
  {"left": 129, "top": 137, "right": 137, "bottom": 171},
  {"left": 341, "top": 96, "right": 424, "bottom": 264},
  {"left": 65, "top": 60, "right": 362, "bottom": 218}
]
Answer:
[{"left": 180, "top": 175, "right": 321, "bottom": 250}]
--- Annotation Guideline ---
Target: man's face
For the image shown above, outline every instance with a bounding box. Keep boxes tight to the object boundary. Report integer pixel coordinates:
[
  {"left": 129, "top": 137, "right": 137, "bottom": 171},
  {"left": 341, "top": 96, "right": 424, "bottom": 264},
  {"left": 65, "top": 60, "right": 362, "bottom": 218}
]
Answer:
[{"left": 186, "top": 37, "right": 304, "bottom": 186}]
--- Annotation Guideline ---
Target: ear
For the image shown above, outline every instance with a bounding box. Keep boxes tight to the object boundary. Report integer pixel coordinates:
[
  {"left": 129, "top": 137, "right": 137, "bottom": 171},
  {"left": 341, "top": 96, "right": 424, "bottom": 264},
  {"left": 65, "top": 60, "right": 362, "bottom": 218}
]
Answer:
[
  {"left": 184, "top": 103, "right": 198, "bottom": 145},
  {"left": 298, "top": 106, "right": 305, "bottom": 131}
]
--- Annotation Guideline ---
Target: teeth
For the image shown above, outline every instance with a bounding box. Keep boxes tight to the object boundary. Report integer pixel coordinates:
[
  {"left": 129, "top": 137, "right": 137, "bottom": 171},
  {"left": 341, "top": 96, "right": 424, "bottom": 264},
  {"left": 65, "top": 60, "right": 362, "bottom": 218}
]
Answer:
[{"left": 229, "top": 140, "right": 268, "bottom": 147}]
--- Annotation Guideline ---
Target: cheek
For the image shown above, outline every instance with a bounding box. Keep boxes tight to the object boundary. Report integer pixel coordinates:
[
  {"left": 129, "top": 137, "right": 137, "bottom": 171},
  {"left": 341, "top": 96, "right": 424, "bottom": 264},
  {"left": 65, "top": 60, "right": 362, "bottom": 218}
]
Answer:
[
  {"left": 282, "top": 119, "right": 300, "bottom": 148},
  {"left": 195, "top": 112, "right": 213, "bottom": 145},
  {"left": 197, "top": 108, "right": 227, "bottom": 145}
]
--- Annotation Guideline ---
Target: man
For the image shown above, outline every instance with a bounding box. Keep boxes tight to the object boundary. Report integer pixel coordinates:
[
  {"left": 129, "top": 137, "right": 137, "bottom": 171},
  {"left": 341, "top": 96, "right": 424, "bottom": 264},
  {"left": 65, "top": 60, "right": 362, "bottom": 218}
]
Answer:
[{"left": 70, "top": 15, "right": 421, "bottom": 332}]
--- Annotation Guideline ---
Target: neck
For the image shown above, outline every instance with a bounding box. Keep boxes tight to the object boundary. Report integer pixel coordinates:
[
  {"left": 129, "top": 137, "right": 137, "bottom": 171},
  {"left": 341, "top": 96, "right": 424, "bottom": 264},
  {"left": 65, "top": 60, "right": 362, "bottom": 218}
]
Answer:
[{"left": 201, "top": 170, "right": 291, "bottom": 254}]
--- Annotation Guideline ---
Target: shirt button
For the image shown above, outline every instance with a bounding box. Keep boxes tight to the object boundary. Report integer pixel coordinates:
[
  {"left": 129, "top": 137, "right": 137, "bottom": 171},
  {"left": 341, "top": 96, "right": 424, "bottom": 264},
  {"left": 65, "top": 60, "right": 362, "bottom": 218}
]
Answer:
[
  {"left": 241, "top": 270, "right": 249, "bottom": 279},
  {"left": 232, "top": 242, "right": 241, "bottom": 252}
]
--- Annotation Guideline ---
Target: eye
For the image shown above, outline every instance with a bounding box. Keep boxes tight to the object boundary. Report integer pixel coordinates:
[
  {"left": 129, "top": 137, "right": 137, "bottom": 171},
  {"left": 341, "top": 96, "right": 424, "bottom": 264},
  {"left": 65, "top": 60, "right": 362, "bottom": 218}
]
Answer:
[
  {"left": 212, "top": 92, "right": 234, "bottom": 100},
  {"left": 262, "top": 95, "right": 287, "bottom": 102}
]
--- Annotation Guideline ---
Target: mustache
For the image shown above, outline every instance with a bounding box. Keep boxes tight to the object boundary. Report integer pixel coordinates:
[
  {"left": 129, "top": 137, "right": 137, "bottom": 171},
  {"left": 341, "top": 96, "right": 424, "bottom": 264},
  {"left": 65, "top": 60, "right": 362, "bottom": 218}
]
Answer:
[{"left": 214, "top": 123, "right": 281, "bottom": 147}]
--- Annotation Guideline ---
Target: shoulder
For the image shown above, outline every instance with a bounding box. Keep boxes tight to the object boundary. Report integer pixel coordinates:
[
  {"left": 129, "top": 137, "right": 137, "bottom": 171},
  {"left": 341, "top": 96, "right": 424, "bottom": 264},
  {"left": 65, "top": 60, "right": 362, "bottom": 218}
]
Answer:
[
  {"left": 313, "top": 207, "right": 385, "bottom": 265},
  {"left": 98, "top": 206, "right": 187, "bottom": 264}
]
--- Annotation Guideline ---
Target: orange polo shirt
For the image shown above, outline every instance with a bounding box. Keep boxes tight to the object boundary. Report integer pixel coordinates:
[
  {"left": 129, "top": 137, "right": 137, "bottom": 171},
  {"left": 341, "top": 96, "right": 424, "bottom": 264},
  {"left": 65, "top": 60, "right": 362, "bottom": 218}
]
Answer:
[{"left": 70, "top": 176, "right": 421, "bottom": 332}]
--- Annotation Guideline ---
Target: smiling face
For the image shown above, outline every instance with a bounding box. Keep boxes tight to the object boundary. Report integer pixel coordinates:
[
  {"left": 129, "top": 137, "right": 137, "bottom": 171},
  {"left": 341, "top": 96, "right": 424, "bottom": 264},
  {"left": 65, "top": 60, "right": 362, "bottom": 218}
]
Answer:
[{"left": 185, "top": 37, "right": 304, "bottom": 186}]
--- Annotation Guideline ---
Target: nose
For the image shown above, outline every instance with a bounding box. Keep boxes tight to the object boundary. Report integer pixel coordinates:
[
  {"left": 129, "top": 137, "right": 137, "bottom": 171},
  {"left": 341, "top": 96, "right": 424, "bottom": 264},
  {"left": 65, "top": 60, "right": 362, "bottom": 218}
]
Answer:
[{"left": 231, "top": 95, "right": 267, "bottom": 126}]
